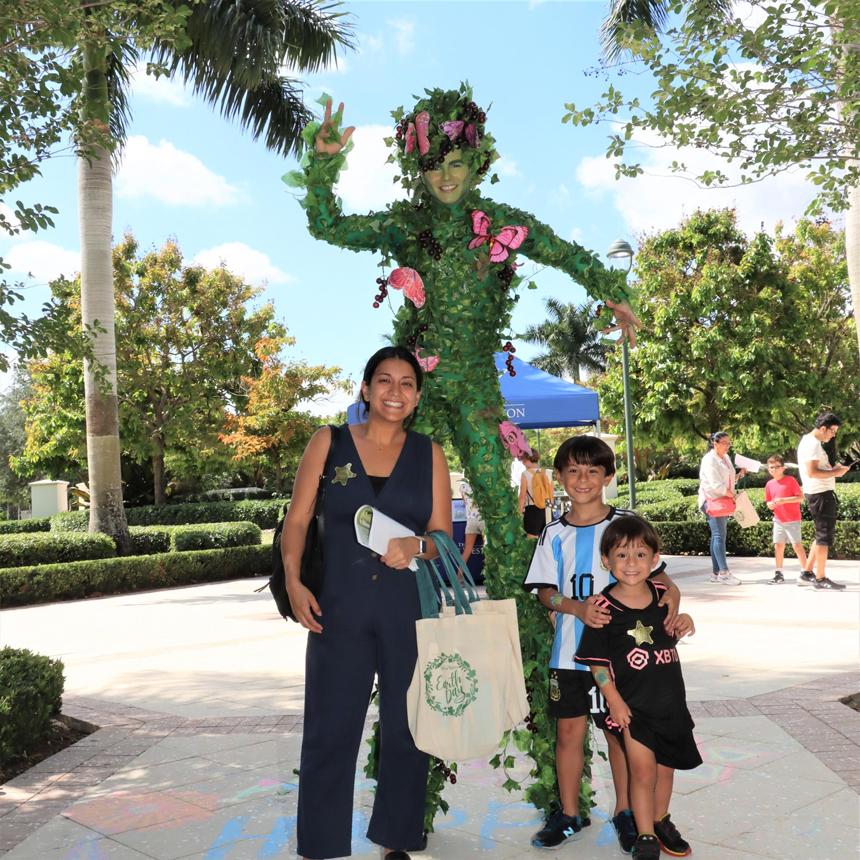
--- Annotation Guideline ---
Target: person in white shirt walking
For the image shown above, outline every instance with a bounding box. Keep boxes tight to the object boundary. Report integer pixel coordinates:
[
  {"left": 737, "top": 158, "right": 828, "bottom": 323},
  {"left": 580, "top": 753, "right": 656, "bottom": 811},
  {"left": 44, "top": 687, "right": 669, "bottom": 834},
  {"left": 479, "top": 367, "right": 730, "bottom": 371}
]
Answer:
[
  {"left": 698, "top": 432, "right": 746, "bottom": 585},
  {"left": 797, "top": 413, "right": 850, "bottom": 592}
]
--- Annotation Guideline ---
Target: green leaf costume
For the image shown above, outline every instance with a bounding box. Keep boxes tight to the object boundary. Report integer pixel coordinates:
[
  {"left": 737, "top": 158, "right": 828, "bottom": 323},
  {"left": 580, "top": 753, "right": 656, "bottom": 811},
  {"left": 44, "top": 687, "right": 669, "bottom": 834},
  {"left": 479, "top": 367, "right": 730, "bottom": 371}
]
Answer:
[{"left": 286, "top": 85, "right": 632, "bottom": 827}]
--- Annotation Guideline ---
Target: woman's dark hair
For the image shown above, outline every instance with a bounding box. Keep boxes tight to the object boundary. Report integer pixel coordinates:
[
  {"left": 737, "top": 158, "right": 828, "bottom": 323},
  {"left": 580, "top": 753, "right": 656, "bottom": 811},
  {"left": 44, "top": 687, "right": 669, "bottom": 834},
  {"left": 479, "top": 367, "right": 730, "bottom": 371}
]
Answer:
[
  {"left": 359, "top": 346, "right": 424, "bottom": 428},
  {"left": 600, "top": 514, "right": 660, "bottom": 558},
  {"left": 707, "top": 431, "right": 730, "bottom": 452},
  {"left": 553, "top": 435, "right": 616, "bottom": 477}
]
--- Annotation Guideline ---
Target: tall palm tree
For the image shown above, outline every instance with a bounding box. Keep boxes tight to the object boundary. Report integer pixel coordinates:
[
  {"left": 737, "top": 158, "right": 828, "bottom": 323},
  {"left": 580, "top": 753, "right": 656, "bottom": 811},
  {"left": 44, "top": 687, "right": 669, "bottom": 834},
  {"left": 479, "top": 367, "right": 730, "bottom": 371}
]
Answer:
[
  {"left": 520, "top": 298, "right": 607, "bottom": 382},
  {"left": 76, "top": 0, "right": 352, "bottom": 550}
]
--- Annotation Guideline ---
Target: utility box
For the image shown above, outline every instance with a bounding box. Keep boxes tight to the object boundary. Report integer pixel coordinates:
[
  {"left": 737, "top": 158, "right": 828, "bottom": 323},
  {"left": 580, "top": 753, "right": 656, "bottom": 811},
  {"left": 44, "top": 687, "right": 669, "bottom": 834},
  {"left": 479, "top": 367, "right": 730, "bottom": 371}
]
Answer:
[{"left": 29, "top": 480, "right": 69, "bottom": 518}]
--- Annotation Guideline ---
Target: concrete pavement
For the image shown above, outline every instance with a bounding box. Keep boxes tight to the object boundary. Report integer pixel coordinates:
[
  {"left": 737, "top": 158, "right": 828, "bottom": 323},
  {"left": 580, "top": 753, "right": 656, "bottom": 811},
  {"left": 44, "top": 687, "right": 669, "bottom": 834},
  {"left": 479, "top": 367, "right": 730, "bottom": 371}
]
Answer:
[{"left": 1, "top": 555, "right": 858, "bottom": 859}]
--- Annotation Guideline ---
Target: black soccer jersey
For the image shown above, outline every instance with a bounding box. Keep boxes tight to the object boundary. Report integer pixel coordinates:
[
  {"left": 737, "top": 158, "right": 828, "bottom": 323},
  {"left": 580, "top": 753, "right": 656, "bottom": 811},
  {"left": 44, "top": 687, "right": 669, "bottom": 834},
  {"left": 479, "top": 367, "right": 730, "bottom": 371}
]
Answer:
[{"left": 575, "top": 580, "right": 695, "bottom": 740}]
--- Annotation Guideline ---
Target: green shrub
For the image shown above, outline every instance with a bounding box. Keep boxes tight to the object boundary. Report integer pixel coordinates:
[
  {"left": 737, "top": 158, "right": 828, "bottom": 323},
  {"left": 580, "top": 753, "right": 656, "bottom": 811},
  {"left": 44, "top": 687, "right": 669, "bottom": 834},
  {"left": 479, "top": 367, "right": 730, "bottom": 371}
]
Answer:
[
  {"left": 52, "top": 498, "right": 289, "bottom": 533},
  {"left": 0, "top": 647, "right": 64, "bottom": 763},
  {"left": 128, "top": 526, "right": 173, "bottom": 555},
  {"left": 0, "top": 544, "right": 271, "bottom": 607},
  {"left": 169, "top": 521, "right": 261, "bottom": 552},
  {"left": 0, "top": 532, "right": 116, "bottom": 569},
  {"left": 0, "top": 518, "right": 51, "bottom": 535},
  {"left": 653, "top": 520, "right": 860, "bottom": 559},
  {"left": 169, "top": 488, "right": 275, "bottom": 503}
]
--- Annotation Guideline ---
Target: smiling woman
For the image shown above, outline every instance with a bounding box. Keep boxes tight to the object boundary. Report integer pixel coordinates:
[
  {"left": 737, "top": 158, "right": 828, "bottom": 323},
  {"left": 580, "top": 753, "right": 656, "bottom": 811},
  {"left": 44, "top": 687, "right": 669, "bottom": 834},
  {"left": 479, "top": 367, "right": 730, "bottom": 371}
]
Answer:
[{"left": 280, "top": 345, "right": 452, "bottom": 860}]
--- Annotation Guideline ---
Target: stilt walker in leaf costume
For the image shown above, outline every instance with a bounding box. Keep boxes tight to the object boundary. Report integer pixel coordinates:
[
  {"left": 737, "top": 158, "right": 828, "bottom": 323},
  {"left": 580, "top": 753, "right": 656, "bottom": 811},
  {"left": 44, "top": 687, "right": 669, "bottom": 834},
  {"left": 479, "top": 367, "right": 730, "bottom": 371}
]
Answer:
[{"left": 284, "top": 84, "right": 641, "bottom": 831}]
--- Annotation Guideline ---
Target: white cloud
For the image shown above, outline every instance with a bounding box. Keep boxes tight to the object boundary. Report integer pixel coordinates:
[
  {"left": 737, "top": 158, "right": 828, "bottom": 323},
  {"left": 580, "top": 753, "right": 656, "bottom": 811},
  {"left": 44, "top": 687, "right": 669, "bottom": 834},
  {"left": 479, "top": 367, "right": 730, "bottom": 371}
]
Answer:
[
  {"left": 361, "top": 33, "right": 384, "bottom": 53},
  {"left": 574, "top": 126, "right": 822, "bottom": 237},
  {"left": 570, "top": 227, "right": 584, "bottom": 243},
  {"left": 388, "top": 20, "right": 415, "bottom": 57},
  {"left": 495, "top": 157, "right": 522, "bottom": 178},
  {"left": 335, "top": 125, "right": 408, "bottom": 212},
  {"left": 550, "top": 183, "right": 571, "bottom": 205},
  {"left": 115, "top": 136, "right": 241, "bottom": 207},
  {"left": 304, "top": 383, "right": 357, "bottom": 418},
  {"left": 130, "top": 63, "right": 190, "bottom": 107},
  {"left": 5, "top": 241, "right": 80, "bottom": 283},
  {"left": 192, "top": 243, "right": 293, "bottom": 286},
  {"left": 0, "top": 203, "right": 20, "bottom": 233}
]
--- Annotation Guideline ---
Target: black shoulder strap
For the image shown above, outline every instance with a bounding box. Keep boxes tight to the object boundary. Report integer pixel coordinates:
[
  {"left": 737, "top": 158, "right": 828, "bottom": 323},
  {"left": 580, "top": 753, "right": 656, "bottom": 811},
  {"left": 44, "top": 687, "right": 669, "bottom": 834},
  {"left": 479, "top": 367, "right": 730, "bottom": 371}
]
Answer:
[{"left": 323, "top": 425, "right": 340, "bottom": 477}]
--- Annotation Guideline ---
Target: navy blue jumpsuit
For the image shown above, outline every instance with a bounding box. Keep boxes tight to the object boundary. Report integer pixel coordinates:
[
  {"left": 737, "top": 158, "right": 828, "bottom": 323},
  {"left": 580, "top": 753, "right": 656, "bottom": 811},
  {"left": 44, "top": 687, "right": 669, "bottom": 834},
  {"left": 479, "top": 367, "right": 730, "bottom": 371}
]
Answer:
[{"left": 296, "top": 426, "right": 433, "bottom": 859}]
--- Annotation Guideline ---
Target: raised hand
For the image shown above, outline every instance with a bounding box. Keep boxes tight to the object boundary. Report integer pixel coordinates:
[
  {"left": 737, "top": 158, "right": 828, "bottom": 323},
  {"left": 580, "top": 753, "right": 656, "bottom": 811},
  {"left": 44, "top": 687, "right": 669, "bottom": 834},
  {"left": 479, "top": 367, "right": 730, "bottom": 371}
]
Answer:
[
  {"left": 315, "top": 98, "right": 355, "bottom": 156},
  {"left": 600, "top": 299, "right": 643, "bottom": 348}
]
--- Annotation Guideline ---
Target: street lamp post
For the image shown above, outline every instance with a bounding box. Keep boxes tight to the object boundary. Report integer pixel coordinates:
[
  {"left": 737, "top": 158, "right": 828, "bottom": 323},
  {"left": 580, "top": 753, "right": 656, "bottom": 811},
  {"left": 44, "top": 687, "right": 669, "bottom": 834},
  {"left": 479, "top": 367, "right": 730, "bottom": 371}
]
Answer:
[{"left": 606, "top": 239, "right": 636, "bottom": 509}]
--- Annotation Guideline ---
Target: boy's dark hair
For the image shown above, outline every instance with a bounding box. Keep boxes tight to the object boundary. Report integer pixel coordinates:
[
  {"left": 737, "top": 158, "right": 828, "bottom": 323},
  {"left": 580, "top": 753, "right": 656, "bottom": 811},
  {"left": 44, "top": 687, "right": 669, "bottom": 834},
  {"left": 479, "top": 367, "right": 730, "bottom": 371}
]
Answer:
[
  {"left": 554, "top": 435, "right": 616, "bottom": 477},
  {"left": 767, "top": 454, "right": 785, "bottom": 466},
  {"left": 600, "top": 515, "right": 660, "bottom": 558},
  {"left": 814, "top": 412, "right": 841, "bottom": 430}
]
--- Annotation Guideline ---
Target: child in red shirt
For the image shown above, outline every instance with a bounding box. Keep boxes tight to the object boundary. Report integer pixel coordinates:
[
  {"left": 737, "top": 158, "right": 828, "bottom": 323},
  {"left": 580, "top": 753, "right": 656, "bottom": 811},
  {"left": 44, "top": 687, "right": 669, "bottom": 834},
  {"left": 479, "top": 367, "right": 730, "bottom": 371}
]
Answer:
[{"left": 765, "top": 455, "right": 808, "bottom": 584}]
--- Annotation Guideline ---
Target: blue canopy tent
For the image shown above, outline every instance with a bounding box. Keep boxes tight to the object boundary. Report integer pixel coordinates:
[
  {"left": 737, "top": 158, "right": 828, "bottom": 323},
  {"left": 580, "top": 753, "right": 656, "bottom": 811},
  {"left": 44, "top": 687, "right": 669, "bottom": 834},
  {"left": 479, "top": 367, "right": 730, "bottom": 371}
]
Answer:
[{"left": 347, "top": 353, "right": 600, "bottom": 428}]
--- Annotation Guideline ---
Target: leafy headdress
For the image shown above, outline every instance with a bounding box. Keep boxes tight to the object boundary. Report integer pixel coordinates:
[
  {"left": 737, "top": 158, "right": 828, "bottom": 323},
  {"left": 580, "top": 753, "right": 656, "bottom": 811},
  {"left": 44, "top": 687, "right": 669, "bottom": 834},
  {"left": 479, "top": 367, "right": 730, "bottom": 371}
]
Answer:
[{"left": 385, "top": 83, "right": 499, "bottom": 192}]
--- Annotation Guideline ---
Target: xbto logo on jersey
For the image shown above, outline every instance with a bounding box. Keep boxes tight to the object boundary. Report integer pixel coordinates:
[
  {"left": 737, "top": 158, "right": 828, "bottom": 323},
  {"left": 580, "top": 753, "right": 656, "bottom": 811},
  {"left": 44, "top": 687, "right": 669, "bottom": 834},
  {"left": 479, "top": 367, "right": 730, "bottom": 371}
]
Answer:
[{"left": 424, "top": 653, "right": 478, "bottom": 717}]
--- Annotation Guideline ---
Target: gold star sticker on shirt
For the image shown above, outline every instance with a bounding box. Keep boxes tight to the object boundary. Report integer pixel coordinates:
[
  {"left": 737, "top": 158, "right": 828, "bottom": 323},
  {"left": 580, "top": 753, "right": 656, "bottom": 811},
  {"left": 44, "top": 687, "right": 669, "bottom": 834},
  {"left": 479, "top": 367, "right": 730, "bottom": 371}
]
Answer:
[
  {"left": 627, "top": 619, "right": 654, "bottom": 647},
  {"left": 332, "top": 463, "right": 357, "bottom": 487}
]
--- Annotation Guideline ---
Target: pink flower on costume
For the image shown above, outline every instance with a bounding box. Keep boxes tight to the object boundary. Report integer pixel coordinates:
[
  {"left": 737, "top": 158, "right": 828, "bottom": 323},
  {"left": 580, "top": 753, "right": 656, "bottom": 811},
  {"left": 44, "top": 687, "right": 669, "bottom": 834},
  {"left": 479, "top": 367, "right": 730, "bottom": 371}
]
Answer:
[
  {"left": 388, "top": 267, "right": 425, "bottom": 308},
  {"left": 414, "top": 348, "right": 439, "bottom": 372},
  {"left": 627, "top": 648, "right": 649, "bottom": 671},
  {"left": 498, "top": 420, "right": 532, "bottom": 459}
]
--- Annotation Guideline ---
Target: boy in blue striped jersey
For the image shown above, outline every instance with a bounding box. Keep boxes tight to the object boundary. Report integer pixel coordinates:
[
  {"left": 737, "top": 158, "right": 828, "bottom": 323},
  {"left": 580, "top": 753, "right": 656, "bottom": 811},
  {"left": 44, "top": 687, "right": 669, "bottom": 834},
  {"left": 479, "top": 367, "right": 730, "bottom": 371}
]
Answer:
[{"left": 523, "top": 436, "right": 681, "bottom": 853}]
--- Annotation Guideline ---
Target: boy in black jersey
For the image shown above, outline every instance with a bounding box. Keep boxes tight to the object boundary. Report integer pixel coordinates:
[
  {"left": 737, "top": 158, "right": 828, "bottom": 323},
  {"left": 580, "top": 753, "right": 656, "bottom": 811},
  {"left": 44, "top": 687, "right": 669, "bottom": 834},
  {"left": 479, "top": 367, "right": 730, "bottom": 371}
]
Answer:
[{"left": 576, "top": 516, "right": 700, "bottom": 860}]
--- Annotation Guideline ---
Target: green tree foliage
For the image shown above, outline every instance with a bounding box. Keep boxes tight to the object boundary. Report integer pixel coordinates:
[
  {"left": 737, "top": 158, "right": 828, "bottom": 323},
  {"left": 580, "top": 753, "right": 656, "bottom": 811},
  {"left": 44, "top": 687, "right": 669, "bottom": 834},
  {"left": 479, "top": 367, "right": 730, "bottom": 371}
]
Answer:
[
  {"left": 14, "top": 235, "right": 342, "bottom": 502},
  {"left": 520, "top": 298, "right": 606, "bottom": 381},
  {"left": 597, "top": 210, "right": 859, "bottom": 459},
  {"left": 0, "top": 365, "right": 30, "bottom": 516}
]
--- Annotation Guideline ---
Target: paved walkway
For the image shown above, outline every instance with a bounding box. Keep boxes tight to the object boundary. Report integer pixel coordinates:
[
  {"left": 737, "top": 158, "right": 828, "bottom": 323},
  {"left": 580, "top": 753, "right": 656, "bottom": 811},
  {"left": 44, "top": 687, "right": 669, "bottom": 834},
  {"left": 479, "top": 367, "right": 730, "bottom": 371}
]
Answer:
[{"left": 0, "top": 556, "right": 858, "bottom": 859}]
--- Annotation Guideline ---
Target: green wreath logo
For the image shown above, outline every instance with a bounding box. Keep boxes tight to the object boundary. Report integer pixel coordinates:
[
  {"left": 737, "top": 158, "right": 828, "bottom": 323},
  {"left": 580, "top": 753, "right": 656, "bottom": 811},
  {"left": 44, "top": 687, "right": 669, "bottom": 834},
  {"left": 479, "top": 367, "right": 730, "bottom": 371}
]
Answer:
[{"left": 424, "top": 653, "right": 478, "bottom": 717}]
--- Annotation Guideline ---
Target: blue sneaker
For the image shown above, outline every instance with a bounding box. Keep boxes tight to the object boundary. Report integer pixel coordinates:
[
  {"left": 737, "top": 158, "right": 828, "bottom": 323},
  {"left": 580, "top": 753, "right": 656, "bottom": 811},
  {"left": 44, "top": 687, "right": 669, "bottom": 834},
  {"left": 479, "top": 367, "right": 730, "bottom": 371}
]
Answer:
[
  {"left": 611, "top": 808, "right": 638, "bottom": 854},
  {"left": 531, "top": 810, "right": 584, "bottom": 849}
]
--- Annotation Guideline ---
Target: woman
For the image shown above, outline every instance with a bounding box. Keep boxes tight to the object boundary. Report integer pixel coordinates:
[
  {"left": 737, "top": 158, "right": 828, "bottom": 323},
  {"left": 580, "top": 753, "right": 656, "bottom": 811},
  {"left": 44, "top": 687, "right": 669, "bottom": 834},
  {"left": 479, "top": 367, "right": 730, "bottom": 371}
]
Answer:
[
  {"left": 698, "top": 432, "right": 745, "bottom": 586},
  {"left": 283, "top": 346, "right": 452, "bottom": 860},
  {"left": 519, "top": 450, "right": 552, "bottom": 537}
]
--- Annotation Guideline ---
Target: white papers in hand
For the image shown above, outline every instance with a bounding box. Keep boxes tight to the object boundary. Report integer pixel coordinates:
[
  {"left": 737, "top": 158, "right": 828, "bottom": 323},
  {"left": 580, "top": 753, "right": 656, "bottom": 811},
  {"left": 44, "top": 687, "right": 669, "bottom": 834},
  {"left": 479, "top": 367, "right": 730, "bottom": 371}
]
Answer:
[
  {"left": 354, "top": 505, "right": 418, "bottom": 571},
  {"left": 734, "top": 453, "right": 762, "bottom": 473}
]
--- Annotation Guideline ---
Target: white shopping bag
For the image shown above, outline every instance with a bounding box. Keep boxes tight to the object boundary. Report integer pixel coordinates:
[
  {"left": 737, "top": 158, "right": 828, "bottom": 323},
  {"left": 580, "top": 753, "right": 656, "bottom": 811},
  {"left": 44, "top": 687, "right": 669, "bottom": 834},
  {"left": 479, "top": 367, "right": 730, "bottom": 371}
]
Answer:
[{"left": 731, "top": 490, "right": 760, "bottom": 528}]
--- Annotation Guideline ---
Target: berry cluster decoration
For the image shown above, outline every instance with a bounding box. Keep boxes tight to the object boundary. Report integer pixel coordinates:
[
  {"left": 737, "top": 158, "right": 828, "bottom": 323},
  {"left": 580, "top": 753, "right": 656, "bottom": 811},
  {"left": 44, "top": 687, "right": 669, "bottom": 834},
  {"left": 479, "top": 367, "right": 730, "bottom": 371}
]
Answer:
[
  {"left": 498, "top": 264, "right": 515, "bottom": 292},
  {"left": 419, "top": 229, "right": 443, "bottom": 261},
  {"left": 433, "top": 758, "right": 457, "bottom": 785},
  {"left": 595, "top": 303, "right": 603, "bottom": 318},
  {"left": 406, "top": 322, "right": 429, "bottom": 349},
  {"left": 373, "top": 277, "right": 389, "bottom": 309},
  {"left": 503, "top": 341, "right": 516, "bottom": 376}
]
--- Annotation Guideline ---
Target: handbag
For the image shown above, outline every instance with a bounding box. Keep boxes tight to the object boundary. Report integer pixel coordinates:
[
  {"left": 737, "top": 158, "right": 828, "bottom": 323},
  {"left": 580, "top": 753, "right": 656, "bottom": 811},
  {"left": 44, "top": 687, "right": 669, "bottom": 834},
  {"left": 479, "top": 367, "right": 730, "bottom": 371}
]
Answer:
[
  {"left": 260, "top": 425, "right": 339, "bottom": 621},
  {"left": 705, "top": 496, "right": 736, "bottom": 517},
  {"left": 407, "top": 531, "right": 528, "bottom": 761}
]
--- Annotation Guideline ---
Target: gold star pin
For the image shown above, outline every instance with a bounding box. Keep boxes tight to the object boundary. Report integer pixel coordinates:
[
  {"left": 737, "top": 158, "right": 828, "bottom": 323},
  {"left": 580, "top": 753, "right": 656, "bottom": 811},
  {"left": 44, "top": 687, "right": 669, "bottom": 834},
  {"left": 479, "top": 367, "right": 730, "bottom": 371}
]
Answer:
[
  {"left": 332, "top": 463, "right": 357, "bottom": 487},
  {"left": 627, "top": 619, "right": 654, "bottom": 647}
]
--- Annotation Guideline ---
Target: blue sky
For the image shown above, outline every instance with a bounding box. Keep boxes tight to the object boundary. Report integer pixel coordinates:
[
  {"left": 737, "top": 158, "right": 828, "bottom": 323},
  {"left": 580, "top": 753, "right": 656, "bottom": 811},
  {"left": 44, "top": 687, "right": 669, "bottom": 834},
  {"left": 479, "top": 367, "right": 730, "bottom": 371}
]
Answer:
[{"left": 1, "top": 0, "right": 823, "bottom": 412}]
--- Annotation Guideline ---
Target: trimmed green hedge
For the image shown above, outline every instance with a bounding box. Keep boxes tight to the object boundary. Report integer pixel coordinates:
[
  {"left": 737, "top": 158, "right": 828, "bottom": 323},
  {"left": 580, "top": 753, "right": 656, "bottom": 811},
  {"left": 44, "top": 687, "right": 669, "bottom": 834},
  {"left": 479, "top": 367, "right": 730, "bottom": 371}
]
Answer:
[
  {"left": 0, "top": 647, "right": 64, "bottom": 763},
  {"left": 52, "top": 498, "right": 289, "bottom": 533},
  {"left": 129, "top": 522, "right": 262, "bottom": 556},
  {"left": 169, "top": 488, "right": 275, "bottom": 503},
  {"left": 0, "top": 544, "right": 270, "bottom": 607},
  {"left": 654, "top": 520, "right": 860, "bottom": 559},
  {"left": 0, "top": 532, "right": 116, "bottom": 569},
  {"left": 0, "top": 518, "right": 51, "bottom": 535}
]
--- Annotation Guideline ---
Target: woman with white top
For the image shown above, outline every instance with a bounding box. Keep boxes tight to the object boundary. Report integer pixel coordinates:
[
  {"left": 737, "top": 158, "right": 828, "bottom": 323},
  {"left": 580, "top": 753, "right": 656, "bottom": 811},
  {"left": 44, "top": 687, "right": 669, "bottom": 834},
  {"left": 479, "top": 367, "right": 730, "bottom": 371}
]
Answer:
[{"left": 698, "top": 432, "right": 746, "bottom": 585}]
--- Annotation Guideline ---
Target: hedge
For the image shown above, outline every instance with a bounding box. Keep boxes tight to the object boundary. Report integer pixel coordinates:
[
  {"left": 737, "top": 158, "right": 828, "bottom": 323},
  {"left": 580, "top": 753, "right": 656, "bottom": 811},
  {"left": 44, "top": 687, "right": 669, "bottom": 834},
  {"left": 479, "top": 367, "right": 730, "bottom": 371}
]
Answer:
[
  {"left": 128, "top": 522, "right": 262, "bottom": 555},
  {"left": 169, "top": 488, "right": 276, "bottom": 504},
  {"left": 0, "top": 518, "right": 51, "bottom": 535},
  {"left": 0, "top": 544, "right": 271, "bottom": 607},
  {"left": 0, "top": 532, "right": 116, "bottom": 569},
  {"left": 654, "top": 520, "right": 860, "bottom": 559},
  {"left": 51, "top": 498, "right": 289, "bottom": 533},
  {"left": 0, "top": 647, "right": 64, "bottom": 763}
]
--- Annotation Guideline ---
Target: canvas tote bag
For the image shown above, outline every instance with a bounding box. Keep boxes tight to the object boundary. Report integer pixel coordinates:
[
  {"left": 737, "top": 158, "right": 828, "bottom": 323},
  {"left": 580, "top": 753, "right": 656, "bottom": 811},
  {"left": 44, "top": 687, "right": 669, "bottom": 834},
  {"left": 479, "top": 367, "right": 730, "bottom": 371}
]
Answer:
[
  {"left": 407, "top": 532, "right": 527, "bottom": 761},
  {"left": 731, "top": 490, "right": 760, "bottom": 528}
]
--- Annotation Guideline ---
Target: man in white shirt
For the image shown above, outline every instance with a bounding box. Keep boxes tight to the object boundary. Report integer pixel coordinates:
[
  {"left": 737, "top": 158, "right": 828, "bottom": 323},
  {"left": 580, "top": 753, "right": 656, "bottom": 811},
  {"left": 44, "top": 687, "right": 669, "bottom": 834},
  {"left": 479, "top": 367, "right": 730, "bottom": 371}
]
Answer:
[{"left": 797, "top": 412, "right": 850, "bottom": 591}]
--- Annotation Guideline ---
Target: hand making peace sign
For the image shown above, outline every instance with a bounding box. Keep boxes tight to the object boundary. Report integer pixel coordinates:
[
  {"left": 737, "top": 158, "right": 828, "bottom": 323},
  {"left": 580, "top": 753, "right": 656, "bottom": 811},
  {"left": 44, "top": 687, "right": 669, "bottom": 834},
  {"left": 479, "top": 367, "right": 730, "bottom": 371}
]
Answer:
[{"left": 314, "top": 98, "right": 355, "bottom": 155}]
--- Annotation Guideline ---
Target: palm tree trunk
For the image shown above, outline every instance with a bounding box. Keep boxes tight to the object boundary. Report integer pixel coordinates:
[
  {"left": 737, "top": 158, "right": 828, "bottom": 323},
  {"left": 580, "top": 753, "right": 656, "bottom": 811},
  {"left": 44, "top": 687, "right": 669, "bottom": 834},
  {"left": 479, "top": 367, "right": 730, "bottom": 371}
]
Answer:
[
  {"left": 78, "top": 42, "right": 131, "bottom": 553},
  {"left": 846, "top": 163, "right": 860, "bottom": 359}
]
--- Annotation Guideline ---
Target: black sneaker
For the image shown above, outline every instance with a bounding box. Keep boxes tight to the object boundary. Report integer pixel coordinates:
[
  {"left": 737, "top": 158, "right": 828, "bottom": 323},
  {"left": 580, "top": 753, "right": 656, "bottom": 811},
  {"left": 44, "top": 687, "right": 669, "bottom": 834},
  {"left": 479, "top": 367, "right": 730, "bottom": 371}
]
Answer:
[
  {"left": 611, "top": 809, "right": 638, "bottom": 854},
  {"left": 768, "top": 571, "right": 785, "bottom": 585},
  {"left": 654, "top": 814, "right": 691, "bottom": 856},
  {"left": 797, "top": 570, "right": 816, "bottom": 586},
  {"left": 531, "top": 810, "right": 584, "bottom": 849},
  {"left": 812, "top": 576, "right": 847, "bottom": 591},
  {"left": 631, "top": 833, "right": 661, "bottom": 860}
]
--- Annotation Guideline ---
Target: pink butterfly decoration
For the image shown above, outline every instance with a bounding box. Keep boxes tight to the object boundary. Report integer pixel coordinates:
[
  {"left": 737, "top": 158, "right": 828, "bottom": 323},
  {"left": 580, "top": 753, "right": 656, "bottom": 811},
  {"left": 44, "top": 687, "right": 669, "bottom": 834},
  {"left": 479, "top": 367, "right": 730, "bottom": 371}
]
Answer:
[
  {"left": 468, "top": 211, "right": 529, "bottom": 263},
  {"left": 388, "top": 267, "right": 425, "bottom": 309},
  {"left": 465, "top": 123, "right": 480, "bottom": 149},
  {"left": 415, "top": 111, "right": 431, "bottom": 156},
  {"left": 440, "top": 121, "right": 464, "bottom": 140},
  {"left": 414, "top": 348, "right": 439, "bottom": 373},
  {"left": 499, "top": 421, "right": 532, "bottom": 459},
  {"left": 405, "top": 122, "right": 416, "bottom": 153}
]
